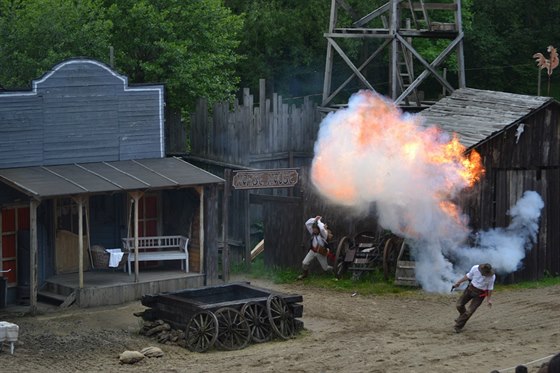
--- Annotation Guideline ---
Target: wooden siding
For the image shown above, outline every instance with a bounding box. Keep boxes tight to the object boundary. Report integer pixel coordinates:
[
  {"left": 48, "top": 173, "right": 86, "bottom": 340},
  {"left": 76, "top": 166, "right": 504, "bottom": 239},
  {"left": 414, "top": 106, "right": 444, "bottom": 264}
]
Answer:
[
  {"left": 262, "top": 195, "right": 304, "bottom": 269},
  {"left": 190, "top": 81, "right": 321, "bottom": 169},
  {"left": 0, "top": 96, "right": 44, "bottom": 167},
  {"left": 0, "top": 59, "right": 163, "bottom": 169},
  {"left": 463, "top": 101, "right": 560, "bottom": 280}
]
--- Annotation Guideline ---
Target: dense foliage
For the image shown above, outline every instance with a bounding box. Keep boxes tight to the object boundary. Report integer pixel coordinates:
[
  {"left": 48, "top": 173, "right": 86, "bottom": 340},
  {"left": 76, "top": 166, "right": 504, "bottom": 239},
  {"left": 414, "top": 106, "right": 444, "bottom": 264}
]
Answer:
[
  {"left": 0, "top": 0, "right": 111, "bottom": 88},
  {"left": 228, "top": 0, "right": 560, "bottom": 100},
  {"left": 465, "top": 0, "right": 560, "bottom": 97},
  {"left": 0, "top": 0, "right": 559, "bottom": 111},
  {"left": 0, "top": 0, "right": 242, "bottom": 111},
  {"left": 104, "top": 0, "right": 242, "bottom": 110}
]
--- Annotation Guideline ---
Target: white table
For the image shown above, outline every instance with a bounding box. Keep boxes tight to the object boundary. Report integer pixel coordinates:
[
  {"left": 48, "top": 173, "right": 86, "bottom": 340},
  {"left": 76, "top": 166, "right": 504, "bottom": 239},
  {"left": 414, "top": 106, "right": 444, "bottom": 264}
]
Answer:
[{"left": 0, "top": 321, "right": 19, "bottom": 354}]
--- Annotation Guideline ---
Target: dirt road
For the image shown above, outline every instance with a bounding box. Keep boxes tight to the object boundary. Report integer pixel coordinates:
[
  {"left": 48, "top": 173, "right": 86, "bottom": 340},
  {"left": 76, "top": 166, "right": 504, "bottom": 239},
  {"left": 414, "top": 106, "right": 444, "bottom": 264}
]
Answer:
[{"left": 1, "top": 277, "right": 558, "bottom": 372}]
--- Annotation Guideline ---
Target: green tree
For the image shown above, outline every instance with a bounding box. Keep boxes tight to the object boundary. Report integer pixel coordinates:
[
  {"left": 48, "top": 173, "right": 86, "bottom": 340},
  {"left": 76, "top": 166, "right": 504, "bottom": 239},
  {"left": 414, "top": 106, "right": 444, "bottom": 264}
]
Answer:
[
  {"left": 105, "top": 0, "right": 243, "bottom": 111},
  {"left": 464, "top": 0, "right": 560, "bottom": 97},
  {"left": 227, "top": 0, "right": 330, "bottom": 98},
  {"left": 0, "top": 0, "right": 112, "bottom": 88}
]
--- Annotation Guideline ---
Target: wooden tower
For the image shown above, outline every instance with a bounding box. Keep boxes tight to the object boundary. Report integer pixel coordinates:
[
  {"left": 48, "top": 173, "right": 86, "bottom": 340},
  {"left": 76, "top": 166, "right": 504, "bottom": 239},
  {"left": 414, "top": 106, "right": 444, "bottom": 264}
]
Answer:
[{"left": 321, "top": 0, "right": 466, "bottom": 111}]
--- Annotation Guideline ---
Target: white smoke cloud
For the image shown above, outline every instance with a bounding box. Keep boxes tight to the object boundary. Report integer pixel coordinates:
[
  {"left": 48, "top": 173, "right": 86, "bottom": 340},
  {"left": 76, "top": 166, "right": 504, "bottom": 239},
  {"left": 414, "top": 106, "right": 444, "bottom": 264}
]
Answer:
[
  {"left": 311, "top": 91, "right": 545, "bottom": 293},
  {"left": 411, "top": 191, "right": 544, "bottom": 292},
  {"left": 448, "top": 191, "right": 544, "bottom": 276}
]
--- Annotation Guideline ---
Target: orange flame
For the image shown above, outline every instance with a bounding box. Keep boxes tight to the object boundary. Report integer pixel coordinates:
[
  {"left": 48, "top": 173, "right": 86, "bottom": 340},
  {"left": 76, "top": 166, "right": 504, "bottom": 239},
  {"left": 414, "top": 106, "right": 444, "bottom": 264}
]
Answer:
[{"left": 311, "top": 91, "right": 485, "bottom": 228}]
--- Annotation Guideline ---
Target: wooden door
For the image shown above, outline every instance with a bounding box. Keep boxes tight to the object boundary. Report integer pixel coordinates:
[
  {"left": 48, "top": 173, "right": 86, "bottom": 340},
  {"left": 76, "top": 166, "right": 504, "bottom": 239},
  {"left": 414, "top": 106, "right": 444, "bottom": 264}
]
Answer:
[
  {"left": 54, "top": 198, "right": 90, "bottom": 274},
  {"left": 262, "top": 196, "right": 303, "bottom": 269},
  {"left": 138, "top": 194, "right": 159, "bottom": 237},
  {"left": 135, "top": 193, "right": 160, "bottom": 269},
  {"left": 1, "top": 206, "right": 30, "bottom": 285}
]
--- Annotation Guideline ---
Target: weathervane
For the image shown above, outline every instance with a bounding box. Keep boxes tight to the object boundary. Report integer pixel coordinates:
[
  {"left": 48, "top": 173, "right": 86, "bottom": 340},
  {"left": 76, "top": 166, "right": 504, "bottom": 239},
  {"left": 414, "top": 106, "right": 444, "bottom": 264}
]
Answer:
[{"left": 533, "top": 45, "right": 559, "bottom": 96}]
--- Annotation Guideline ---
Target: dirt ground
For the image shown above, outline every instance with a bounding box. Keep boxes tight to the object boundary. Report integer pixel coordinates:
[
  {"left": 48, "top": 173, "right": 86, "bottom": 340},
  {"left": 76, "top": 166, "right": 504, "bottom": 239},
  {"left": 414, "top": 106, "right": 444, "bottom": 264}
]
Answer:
[{"left": 0, "top": 276, "right": 559, "bottom": 373}]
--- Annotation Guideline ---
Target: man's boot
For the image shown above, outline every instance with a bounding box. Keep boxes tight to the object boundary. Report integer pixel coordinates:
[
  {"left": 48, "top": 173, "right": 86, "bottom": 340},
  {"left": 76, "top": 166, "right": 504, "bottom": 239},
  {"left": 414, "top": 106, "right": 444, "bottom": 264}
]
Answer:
[{"left": 297, "top": 269, "right": 309, "bottom": 280}]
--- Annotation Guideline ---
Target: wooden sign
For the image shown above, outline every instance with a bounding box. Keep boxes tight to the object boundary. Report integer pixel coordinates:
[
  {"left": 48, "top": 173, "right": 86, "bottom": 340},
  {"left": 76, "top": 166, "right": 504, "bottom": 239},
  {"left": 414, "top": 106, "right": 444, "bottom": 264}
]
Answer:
[{"left": 232, "top": 168, "right": 299, "bottom": 190}]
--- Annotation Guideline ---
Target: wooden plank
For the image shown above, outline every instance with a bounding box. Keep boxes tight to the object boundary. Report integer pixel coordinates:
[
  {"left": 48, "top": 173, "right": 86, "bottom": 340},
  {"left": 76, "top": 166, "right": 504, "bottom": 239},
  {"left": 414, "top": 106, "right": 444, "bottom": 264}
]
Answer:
[
  {"left": 222, "top": 169, "right": 231, "bottom": 282},
  {"left": 400, "top": 2, "right": 457, "bottom": 11},
  {"left": 263, "top": 196, "right": 304, "bottom": 269},
  {"left": 204, "top": 185, "right": 219, "bottom": 284},
  {"left": 250, "top": 194, "right": 301, "bottom": 205},
  {"left": 29, "top": 199, "right": 38, "bottom": 315},
  {"left": 259, "top": 80, "right": 266, "bottom": 155}
]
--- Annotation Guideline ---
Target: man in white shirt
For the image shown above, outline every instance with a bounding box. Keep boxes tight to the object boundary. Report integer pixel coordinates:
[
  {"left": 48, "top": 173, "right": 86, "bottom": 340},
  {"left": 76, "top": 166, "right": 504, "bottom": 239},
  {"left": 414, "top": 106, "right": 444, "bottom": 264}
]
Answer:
[
  {"left": 297, "top": 216, "right": 333, "bottom": 280},
  {"left": 452, "top": 263, "right": 496, "bottom": 333}
]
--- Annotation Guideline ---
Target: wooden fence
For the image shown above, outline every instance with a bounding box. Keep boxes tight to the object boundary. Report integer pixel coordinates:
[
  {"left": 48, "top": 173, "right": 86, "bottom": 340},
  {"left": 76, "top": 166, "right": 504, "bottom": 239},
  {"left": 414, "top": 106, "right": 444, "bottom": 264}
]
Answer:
[{"left": 190, "top": 79, "right": 322, "bottom": 170}]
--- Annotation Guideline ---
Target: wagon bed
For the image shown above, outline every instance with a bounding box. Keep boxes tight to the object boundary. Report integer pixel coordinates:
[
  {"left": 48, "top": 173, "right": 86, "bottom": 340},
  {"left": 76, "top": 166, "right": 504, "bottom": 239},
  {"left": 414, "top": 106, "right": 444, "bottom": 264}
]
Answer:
[{"left": 141, "top": 282, "right": 304, "bottom": 352}]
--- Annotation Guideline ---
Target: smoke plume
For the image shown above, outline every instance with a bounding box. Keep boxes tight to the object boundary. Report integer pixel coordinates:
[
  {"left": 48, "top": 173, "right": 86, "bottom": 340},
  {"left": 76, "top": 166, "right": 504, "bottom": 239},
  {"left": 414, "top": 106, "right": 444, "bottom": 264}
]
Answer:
[{"left": 311, "top": 90, "right": 544, "bottom": 292}]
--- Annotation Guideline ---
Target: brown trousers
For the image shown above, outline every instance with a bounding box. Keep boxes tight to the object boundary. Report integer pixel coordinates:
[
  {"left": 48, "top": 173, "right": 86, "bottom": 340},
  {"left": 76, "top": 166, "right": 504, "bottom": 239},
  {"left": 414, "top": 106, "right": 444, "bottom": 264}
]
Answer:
[{"left": 455, "top": 284, "right": 486, "bottom": 329}]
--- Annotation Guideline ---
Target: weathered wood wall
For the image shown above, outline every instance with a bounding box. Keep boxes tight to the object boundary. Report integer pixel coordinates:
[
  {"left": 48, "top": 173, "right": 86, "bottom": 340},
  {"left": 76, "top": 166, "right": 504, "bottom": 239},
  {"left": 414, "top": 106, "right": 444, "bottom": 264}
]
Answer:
[
  {"left": 0, "top": 59, "right": 164, "bottom": 169},
  {"left": 463, "top": 102, "right": 560, "bottom": 281},
  {"left": 190, "top": 80, "right": 321, "bottom": 170}
]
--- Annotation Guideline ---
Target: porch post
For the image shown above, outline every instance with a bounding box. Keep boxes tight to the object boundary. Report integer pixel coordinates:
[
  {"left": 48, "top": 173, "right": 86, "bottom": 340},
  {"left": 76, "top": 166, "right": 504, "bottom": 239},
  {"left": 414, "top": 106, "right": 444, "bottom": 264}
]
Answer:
[
  {"left": 72, "top": 196, "right": 85, "bottom": 289},
  {"left": 222, "top": 169, "right": 231, "bottom": 282},
  {"left": 29, "top": 199, "right": 39, "bottom": 315},
  {"left": 129, "top": 191, "right": 143, "bottom": 283},
  {"left": 78, "top": 197, "right": 84, "bottom": 289},
  {"left": 244, "top": 190, "right": 251, "bottom": 269},
  {"left": 0, "top": 209, "right": 3, "bottom": 272},
  {"left": 204, "top": 185, "right": 219, "bottom": 284},
  {"left": 196, "top": 186, "right": 204, "bottom": 274}
]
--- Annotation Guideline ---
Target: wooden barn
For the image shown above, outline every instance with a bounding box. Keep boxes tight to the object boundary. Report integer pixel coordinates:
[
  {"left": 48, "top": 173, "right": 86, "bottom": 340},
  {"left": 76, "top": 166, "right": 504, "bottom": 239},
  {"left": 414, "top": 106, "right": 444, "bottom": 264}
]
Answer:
[
  {"left": 0, "top": 59, "right": 223, "bottom": 311},
  {"left": 420, "top": 88, "right": 560, "bottom": 281}
]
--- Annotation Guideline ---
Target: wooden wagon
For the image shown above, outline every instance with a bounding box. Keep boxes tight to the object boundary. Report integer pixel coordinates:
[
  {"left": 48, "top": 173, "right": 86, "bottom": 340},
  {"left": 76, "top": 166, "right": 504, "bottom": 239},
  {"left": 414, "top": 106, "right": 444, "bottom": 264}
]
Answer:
[
  {"left": 140, "top": 282, "right": 303, "bottom": 352},
  {"left": 333, "top": 231, "right": 403, "bottom": 281}
]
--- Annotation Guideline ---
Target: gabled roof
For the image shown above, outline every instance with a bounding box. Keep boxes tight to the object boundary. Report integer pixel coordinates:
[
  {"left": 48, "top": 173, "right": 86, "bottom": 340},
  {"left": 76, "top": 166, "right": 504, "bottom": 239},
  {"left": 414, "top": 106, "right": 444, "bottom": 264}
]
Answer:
[
  {"left": 419, "top": 88, "right": 554, "bottom": 148},
  {"left": 0, "top": 157, "right": 223, "bottom": 199}
]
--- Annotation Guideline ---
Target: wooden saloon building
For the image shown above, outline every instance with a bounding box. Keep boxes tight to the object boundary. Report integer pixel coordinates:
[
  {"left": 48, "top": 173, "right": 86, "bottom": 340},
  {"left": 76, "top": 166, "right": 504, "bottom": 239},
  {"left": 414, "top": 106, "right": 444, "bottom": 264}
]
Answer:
[
  {"left": 420, "top": 88, "right": 560, "bottom": 281},
  {"left": 0, "top": 59, "right": 223, "bottom": 311}
]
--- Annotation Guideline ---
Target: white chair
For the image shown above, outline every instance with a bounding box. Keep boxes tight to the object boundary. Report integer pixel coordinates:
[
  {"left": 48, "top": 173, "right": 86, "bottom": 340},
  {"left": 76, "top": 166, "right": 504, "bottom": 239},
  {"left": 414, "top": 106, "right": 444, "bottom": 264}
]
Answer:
[{"left": 0, "top": 321, "right": 19, "bottom": 354}]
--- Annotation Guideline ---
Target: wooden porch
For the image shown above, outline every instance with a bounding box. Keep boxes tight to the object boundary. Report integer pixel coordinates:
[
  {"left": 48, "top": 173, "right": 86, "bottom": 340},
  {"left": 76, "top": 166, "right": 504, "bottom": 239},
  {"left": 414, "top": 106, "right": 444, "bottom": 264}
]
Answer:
[{"left": 40, "top": 270, "right": 205, "bottom": 308}]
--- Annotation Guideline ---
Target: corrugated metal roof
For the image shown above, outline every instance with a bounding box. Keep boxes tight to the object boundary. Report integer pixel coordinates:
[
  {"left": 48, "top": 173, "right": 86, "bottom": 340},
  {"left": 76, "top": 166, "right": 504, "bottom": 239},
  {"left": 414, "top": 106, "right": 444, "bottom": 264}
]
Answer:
[
  {"left": 0, "top": 157, "right": 223, "bottom": 198},
  {"left": 419, "top": 88, "right": 553, "bottom": 148}
]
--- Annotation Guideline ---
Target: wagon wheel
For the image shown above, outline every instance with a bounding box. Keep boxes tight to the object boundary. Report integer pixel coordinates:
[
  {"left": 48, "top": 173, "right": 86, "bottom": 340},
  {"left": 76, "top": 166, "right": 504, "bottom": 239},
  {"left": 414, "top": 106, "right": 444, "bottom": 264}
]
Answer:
[
  {"left": 334, "top": 236, "right": 351, "bottom": 279},
  {"left": 241, "top": 301, "right": 272, "bottom": 343},
  {"left": 185, "top": 310, "right": 219, "bottom": 352},
  {"left": 383, "top": 236, "right": 402, "bottom": 280},
  {"left": 214, "top": 307, "right": 251, "bottom": 350},
  {"left": 266, "top": 295, "right": 295, "bottom": 340}
]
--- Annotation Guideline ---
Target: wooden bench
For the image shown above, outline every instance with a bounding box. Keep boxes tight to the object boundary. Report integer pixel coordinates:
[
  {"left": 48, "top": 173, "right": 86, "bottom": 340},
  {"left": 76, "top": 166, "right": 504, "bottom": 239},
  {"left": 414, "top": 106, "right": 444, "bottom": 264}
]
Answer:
[{"left": 121, "top": 236, "right": 189, "bottom": 275}]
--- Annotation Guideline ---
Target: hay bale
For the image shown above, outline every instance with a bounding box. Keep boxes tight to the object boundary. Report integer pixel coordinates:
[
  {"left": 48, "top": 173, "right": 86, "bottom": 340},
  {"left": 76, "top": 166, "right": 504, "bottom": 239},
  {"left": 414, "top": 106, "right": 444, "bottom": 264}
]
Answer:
[
  {"left": 119, "top": 350, "right": 145, "bottom": 364},
  {"left": 141, "top": 346, "right": 164, "bottom": 358}
]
